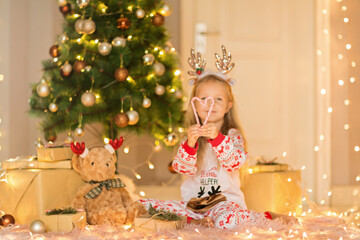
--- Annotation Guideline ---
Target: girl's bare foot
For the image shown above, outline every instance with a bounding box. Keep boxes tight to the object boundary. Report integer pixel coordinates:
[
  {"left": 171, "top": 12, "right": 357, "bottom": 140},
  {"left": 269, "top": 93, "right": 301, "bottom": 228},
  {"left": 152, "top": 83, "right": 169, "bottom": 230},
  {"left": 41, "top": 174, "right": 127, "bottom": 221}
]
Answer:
[
  {"left": 269, "top": 212, "right": 298, "bottom": 224},
  {"left": 190, "top": 217, "right": 214, "bottom": 228}
]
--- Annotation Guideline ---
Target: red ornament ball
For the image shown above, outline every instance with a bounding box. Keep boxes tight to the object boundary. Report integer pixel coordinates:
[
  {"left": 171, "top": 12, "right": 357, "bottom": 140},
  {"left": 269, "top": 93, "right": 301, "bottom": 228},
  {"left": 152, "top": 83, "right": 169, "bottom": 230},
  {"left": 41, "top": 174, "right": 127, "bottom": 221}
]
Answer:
[
  {"left": 152, "top": 13, "right": 165, "bottom": 26},
  {"left": 73, "top": 60, "right": 87, "bottom": 73},
  {"left": 49, "top": 45, "right": 60, "bottom": 58},
  {"left": 46, "top": 134, "right": 57, "bottom": 142},
  {"left": 117, "top": 17, "right": 131, "bottom": 30},
  {"left": 114, "top": 113, "right": 129, "bottom": 128},
  {"left": 168, "top": 161, "right": 177, "bottom": 174},
  {"left": 115, "top": 67, "right": 129, "bottom": 82},
  {"left": 59, "top": 3, "right": 72, "bottom": 15},
  {"left": 0, "top": 214, "right": 15, "bottom": 227}
]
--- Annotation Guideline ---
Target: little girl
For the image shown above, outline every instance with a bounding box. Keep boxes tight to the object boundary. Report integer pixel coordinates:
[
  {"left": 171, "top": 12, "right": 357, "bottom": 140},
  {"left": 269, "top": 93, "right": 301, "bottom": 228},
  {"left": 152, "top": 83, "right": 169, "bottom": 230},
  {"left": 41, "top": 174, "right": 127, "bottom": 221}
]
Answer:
[{"left": 139, "top": 46, "right": 296, "bottom": 229}]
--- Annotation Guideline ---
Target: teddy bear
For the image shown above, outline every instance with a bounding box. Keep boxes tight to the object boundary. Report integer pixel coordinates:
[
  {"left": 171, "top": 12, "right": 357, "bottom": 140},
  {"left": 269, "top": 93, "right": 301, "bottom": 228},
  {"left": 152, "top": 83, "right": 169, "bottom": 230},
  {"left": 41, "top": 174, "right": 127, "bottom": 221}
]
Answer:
[{"left": 70, "top": 137, "right": 147, "bottom": 227}]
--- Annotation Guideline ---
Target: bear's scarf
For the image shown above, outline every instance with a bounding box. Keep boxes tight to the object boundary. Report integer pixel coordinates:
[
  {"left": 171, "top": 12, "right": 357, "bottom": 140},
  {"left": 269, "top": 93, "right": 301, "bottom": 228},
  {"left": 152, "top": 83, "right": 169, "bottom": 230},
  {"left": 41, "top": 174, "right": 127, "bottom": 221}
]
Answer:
[{"left": 84, "top": 178, "right": 126, "bottom": 199}]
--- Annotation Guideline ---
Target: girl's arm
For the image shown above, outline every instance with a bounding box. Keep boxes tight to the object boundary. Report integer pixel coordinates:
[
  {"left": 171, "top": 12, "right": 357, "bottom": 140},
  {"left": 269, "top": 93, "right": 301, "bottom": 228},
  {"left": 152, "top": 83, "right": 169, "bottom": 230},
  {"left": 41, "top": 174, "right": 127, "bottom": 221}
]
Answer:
[
  {"left": 209, "top": 128, "right": 248, "bottom": 172},
  {"left": 171, "top": 140, "right": 198, "bottom": 176}
]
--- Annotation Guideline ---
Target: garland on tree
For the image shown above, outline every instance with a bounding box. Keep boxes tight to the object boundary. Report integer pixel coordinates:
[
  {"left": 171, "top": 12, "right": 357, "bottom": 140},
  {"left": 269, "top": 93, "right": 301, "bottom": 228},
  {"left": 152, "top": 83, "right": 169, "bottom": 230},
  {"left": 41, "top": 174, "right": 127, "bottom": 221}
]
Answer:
[{"left": 29, "top": 0, "right": 183, "bottom": 146}]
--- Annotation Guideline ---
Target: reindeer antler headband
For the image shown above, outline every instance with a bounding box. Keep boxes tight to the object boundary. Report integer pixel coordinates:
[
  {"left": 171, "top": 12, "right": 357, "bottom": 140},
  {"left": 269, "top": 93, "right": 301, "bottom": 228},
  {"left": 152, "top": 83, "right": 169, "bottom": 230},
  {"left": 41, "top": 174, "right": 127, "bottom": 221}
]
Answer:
[{"left": 188, "top": 45, "right": 236, "bottom": 86}]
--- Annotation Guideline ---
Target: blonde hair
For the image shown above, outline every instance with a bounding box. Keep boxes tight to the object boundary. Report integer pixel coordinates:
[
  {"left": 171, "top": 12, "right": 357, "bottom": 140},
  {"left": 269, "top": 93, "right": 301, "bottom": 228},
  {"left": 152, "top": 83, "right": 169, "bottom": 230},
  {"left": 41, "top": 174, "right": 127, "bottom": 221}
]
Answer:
[{"left": 185, "top": 75, "right": 247, "bottom": 170}]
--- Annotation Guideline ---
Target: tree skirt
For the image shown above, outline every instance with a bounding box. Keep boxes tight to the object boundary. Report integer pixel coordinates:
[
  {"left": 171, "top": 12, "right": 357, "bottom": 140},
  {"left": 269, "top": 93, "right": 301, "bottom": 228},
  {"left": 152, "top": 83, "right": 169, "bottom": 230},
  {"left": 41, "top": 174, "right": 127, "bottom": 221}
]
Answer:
[{"left": 0, "top": 215, "right": 359, "bottom": 240}]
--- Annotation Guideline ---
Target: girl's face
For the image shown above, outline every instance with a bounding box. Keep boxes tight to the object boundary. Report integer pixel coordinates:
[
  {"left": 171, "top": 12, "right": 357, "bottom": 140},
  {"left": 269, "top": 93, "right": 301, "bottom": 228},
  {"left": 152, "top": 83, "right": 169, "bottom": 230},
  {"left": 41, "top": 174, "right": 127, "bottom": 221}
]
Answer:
[{"left": 195, "top": 80, "right": 232, "bottom": 128}]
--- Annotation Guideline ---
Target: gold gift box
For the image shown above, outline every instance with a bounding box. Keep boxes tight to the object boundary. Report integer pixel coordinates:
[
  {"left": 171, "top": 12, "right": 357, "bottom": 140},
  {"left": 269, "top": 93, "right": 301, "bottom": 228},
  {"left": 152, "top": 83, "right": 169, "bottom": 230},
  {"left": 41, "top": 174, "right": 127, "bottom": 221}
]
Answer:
[
  {"left": 249, "top": 164, "right": 289, "bottom": 173},
  {"left": 134, "top": 214, "right": 184, "bottom": 231},
  {"left": 41, "top": 211, "right": 86, "bottom": 233},
  {"left": 243, "top": 170, "right": 302, "bottom": 214},
  {"left": 1, "top": 159, "right": 71, "bottom": 170},
  {"left": 0, "top": 169, "right": 84, "bottom": 224},
  {"left": 37, "top": 146, "right": 73, "bottom": 162}
]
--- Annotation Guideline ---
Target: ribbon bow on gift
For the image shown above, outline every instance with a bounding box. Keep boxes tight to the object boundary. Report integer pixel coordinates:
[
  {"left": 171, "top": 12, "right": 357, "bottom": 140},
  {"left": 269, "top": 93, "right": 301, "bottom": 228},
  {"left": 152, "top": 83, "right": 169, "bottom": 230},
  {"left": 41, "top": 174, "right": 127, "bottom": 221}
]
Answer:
[{"left": 84, "top": 178, "right": 126, "bottom": 199}]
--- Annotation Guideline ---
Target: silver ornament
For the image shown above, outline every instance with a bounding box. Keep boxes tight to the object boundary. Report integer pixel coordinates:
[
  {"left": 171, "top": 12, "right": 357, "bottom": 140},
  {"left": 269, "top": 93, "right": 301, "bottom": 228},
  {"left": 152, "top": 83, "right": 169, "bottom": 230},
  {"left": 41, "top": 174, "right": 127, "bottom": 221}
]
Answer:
[
  {"left": 74, "top": 127, "right": 84, "bottom": 137},
  {"left": 77, "top": 0, "right": 90, "bottom": 8},
  {"left": 61, "top": 62, "right": 72, "bottom": 75},
  {"left": 58, "top": 33, "right": 68, "bottom": 43},
  {"left": 58, "top": 0, "right": 67, "bottom": 7},
  {"left": 174, "top": 90, "right": 182, "bottom": 99},
  {"left": 98, "top": 42, "right": 112, "bottom": 56},
  {"left": 153, "top": 62, "right": 165, "bottom": 76},
  {"left": 30, "top": 220, "right": 46, "bottom": 234},
  {"left": 136, "top": 9, "right": 145, "bottom": 19},
  {"left": 65, "top": 132, "right": 74, "bottom": 143},
  {"left": 155, "top": 85, "right": 165, "bottom": 95},
  {"left": 142, "top": 98, "right": 151, "bottom": 108},
  {"left": 49, "top": 103, "right": 58, "bottom": 112},
  {"left": 126, "top": 110, "right": 139, "bottom": 125},
  {"left": 36, "top": 81, "right": 50, "bottom": 98},
  {"left": 164, "top": 132, "right": 179, "bottom": 146},
  {"left": 81, "top": 91, "right": 96, "bottom": 107},
  {"left": 75, "top": 19, "right": 85, "bottom": 34},
  {"left": 143, "top": 53, "right": 155, "bottom": 65},
  {"left": 161, "top": 3, "right": 173, "bottom": 17},
  {"left": 111, "top": 37, "right": 126, "bottom": 47},
  {"left": 83, "top": 19, "right": 96, "bottom": 34}
]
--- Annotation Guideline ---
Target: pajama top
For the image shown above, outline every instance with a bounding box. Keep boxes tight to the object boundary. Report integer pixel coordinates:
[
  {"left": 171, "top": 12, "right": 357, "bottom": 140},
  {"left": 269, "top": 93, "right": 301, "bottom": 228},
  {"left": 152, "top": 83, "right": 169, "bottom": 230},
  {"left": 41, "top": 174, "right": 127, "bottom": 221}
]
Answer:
[{"left": 172, "top": 128, "right": 248, "bottom": 209}]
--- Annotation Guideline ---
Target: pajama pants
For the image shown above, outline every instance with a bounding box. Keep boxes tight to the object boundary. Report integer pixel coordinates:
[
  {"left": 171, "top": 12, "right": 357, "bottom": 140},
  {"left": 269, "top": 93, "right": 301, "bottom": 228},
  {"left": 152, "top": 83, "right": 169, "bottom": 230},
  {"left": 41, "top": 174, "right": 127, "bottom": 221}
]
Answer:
[{"left": 138, "top": 199, "right": 272, "bottom": 229}]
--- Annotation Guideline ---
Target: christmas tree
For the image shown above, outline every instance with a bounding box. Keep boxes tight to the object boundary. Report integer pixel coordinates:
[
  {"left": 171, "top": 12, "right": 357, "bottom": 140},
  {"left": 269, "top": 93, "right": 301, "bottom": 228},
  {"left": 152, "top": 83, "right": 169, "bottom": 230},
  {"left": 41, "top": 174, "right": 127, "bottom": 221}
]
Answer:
[{"left": 29, "top": 0, "right": 183, "bottom": 147}]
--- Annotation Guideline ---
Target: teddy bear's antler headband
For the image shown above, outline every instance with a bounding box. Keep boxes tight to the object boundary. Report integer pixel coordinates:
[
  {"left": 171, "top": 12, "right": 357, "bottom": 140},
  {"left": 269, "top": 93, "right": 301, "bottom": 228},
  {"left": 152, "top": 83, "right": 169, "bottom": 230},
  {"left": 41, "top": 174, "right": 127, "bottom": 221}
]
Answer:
[
  {"left": 105, "top": 137, "right": 124, "bottom": 154},
  {"left": 187, "top": 45, "right": 236, "bottom": 86},
  {"left": 70, "top": 137, "right": 124, "bottom": 158}
]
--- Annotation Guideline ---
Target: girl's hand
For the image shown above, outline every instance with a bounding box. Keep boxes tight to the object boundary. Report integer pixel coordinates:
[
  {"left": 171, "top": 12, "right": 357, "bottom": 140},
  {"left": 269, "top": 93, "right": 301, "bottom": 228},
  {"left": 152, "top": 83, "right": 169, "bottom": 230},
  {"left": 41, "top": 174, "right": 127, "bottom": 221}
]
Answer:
[
  {"left": 199, "top": 123, "right": 218, "bottom": 139},
  {"left": 187, "top": 124, "right": 201, "bottom": 148}
]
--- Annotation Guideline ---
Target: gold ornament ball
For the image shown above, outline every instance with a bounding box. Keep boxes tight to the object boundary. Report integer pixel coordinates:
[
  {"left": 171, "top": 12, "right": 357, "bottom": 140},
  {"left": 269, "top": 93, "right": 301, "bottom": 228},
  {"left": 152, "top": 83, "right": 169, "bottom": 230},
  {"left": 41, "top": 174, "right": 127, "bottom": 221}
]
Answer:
[
  {"left": 143, "top": 53, "right": 155, "bottom": 65},
  {"left": 76, "top": 0, "right": 90, "bottom": 8},
  {"left": 74, "top": 60, "right": 86, "bottom": 73},
  {"left": 161, "top": 3, "right": 173, "bottom": 17},
  {"left": 115, "top": 67, "right": 129, "bottom": 82},
  {"left": 152, "top": 13, "right": 165, "bottom": 26},
  {"left": 98, "top": 42, "right": 112, "bottom": 56},
  {"left": 114, "top": 113, "right": 129, "bottom": 128},
  {"left": 58, "top": 33, "right": 68, "bottom": 43},
  {"left": 136, "top": 9, "right": 145, "bottom": 19},
  {"left": 36, "top": 82, "right": 50, "bottom": 98},
  {"left": 75, "top": 127, "right": 85, "bottom": 137},
  {"left": 46, "top": 134, "right": 57, "bottom": 142},
  {"left": 112, "top": 37, "right": 126, "bottom": 47},
  {"left": 60, "top": 62, "right": 72, "bottom": 76},
  {"left": 58, "top": 0, "right": 67, "bottom": 7},
  {"left": 164, "top": 132, "right": 179, "bottom": 146},
  {"left": 75, "top": 19, "right": 85, "bottom": 34},
  {"left": 142, "top": 98, "right": 151, "bottom": 108},
  {"left": 126, "top": 110, "right": 139, "bottom": 125},
  {"left": 117, "top": 17, "right": 131, "bottom": 30},
  {"left": 174, "top": 90, "right": 183, "bottom": 99},
  {"left": 155, "top": 85, "right": 165, "bottom": 95},
  {"left": 81, "top": 92, "right": 96, "bottom": 107},
  {"left": 30, "top": 220, "right": 46, "bottom": 234},
  {"left": 83, "top": 19, "right": 96, "bottom": 34},
  {"left": 0, "top": 214, "right": 15, "bottom": 227},
  {"left": 49, "top": 103, "right": 58, "bottom": 112},
  {"left": 59, "top": 3, "right": 71, "bottom": 15},
  {"left": 153, "top": 62, "right": 165, "bottom": 76},
  {"left": 49, "top": 45, "right": 60, "bottom": 58}
]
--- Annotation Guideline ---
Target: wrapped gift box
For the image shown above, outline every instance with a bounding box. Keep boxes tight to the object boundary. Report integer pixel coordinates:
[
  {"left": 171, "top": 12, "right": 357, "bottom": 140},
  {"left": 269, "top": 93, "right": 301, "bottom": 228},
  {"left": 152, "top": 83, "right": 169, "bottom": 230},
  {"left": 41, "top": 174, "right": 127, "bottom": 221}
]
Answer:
[
  {"left": 1, "top": 158, "right": 71, "bottom": 170},
  {"left": 0, "top": 169, "right": 84, "bottom": 224},
  {"left": 249, "top": 164, "right": 288, "bottom": 173},
  {"left": 243, "top": 170, "right": 302, "bottom": 214},
  {"left": 37, "top": 145, "right": 73, "bottom": 162},
  {"left": 134, "top": 214, "right": 184, "bottom": 231},
  {"left": 41, "top": 210, "right": 86, "bottom": 233}
]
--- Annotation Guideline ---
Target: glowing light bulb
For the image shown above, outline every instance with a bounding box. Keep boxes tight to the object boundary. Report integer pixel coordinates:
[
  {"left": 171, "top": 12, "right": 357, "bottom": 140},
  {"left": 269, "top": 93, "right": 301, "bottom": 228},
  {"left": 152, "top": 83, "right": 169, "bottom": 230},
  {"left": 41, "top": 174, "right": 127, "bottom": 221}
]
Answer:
[
  {"left": 346, "top": 44, "right": 351, "bottom": 49},
  {"left": 344, "top": 124, "right": 350, "bottom": 130},
  {"left": 154, "top": 47, "right": 159, "bottom": 51},
  {"left": 314, "top": 146, "right": 319, "bottom": 151},
  {"left": 302, "top": 165, "right": 306, "bottom": 170},
  {"left": 320, "top": 89, "right": 326, "bottom": 95},
  {"left": 135, "top": 173, "right": 141, "bottom": 179},
  {"left": 320, "top": 200, "right": 325, "bottom": 205},
  {"left": 351, "top": 61, "right": 356, "bottom": 67},
  {"left": 355, "top": 146, "right": 360, "bottom": 152},
  {"left": 76, "top": 55, "right": 82, "bottom": 60},
  {"left": 350, "top": 77, "right": 356, "bottom": 83},
  {"left": 338, "top": 54, "right": 343, "bottom": 60},
  {"left": 344, "top": 99, "right": 350, "bottom": 105},
  {"left": 356, "top": 176, "right": 360, "bottom": 182},
  {"left": 323, "top": 174, "right": 327, "bottom": 179},
  {"left": 77, "top": 38, "right": 81, "bottom": 43},
  {"left": 328, "top": 107, "right": 333, "bottom": 113},
  {"left": 342, "top": 6, "right": 347, "bottom": 11},
  {"left": 140, "top": 191, "right": 145, "bottom": 197},
  {"left": 148, "top": 162, "right": 154, "bottom": 169},
  {"left": 344, "top": 17, "right": 349, "bottom": 23},
  {"left": 328, "top": 191, "right": 332, "bottom": 196},
  {"left": 178, "top": 127, "right": 184, "bottom": 133},
  {"left": 321, "top": 9, "right": 327, "bottom": 14},
  {"left": 174, "top": 69, "right": 181, "bottom": 76},
  {"left": 124, "top": 146, "right": 130, "bottom": 154},
  {"left": 338, "top": 34, "right": 343, "bottom": 39},
  {"left": 248, "top": 169, "right": 254, "bottom": 174},
  {"left": 94, "top": 39, "right": 99, "bottom": 43},
  {"left": 53, "top": 58, "right": 58, "bottom": 62},
  {"left": 287, "top": 178, "right": 292, "bottom": 182},
  {"left": 127, "top": 35, "right": 132, "bottom": 40},
  {"left": 317, "top": 50, "right": 322, "bottom": 55},
  {"left": 170, "top": 47, "right": 176, "bottom": 52},
  {"left": 159, "top": 50, "right": 164, "bottom": 55},
  {"left": 323, "top": 29, "right": 329, "bottom": 34},
  {"left": 95, "top": 94, "right": 100, "bottom": 99},
  {"left": 104, "top": 138, "right": 110, "bottom": 144},
  {"left": 338, "top": 80, "right": 344, "bottom": 86},
  {"left": 282, "top": 152, "right": 287, "bottom": 157},
  {"left": 320, "top": 135, "right": 324, "bottom": 141},
  {"left": 0, "top": 74, "right": 3, "bottom": 81}
]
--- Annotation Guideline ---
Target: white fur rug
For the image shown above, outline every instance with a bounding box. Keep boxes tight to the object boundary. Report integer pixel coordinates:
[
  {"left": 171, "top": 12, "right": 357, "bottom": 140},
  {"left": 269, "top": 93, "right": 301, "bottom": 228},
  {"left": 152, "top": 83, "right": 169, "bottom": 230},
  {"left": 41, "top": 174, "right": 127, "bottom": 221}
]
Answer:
[{"left": 0, "top": 213, "right": 359, "bottom": 239}]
